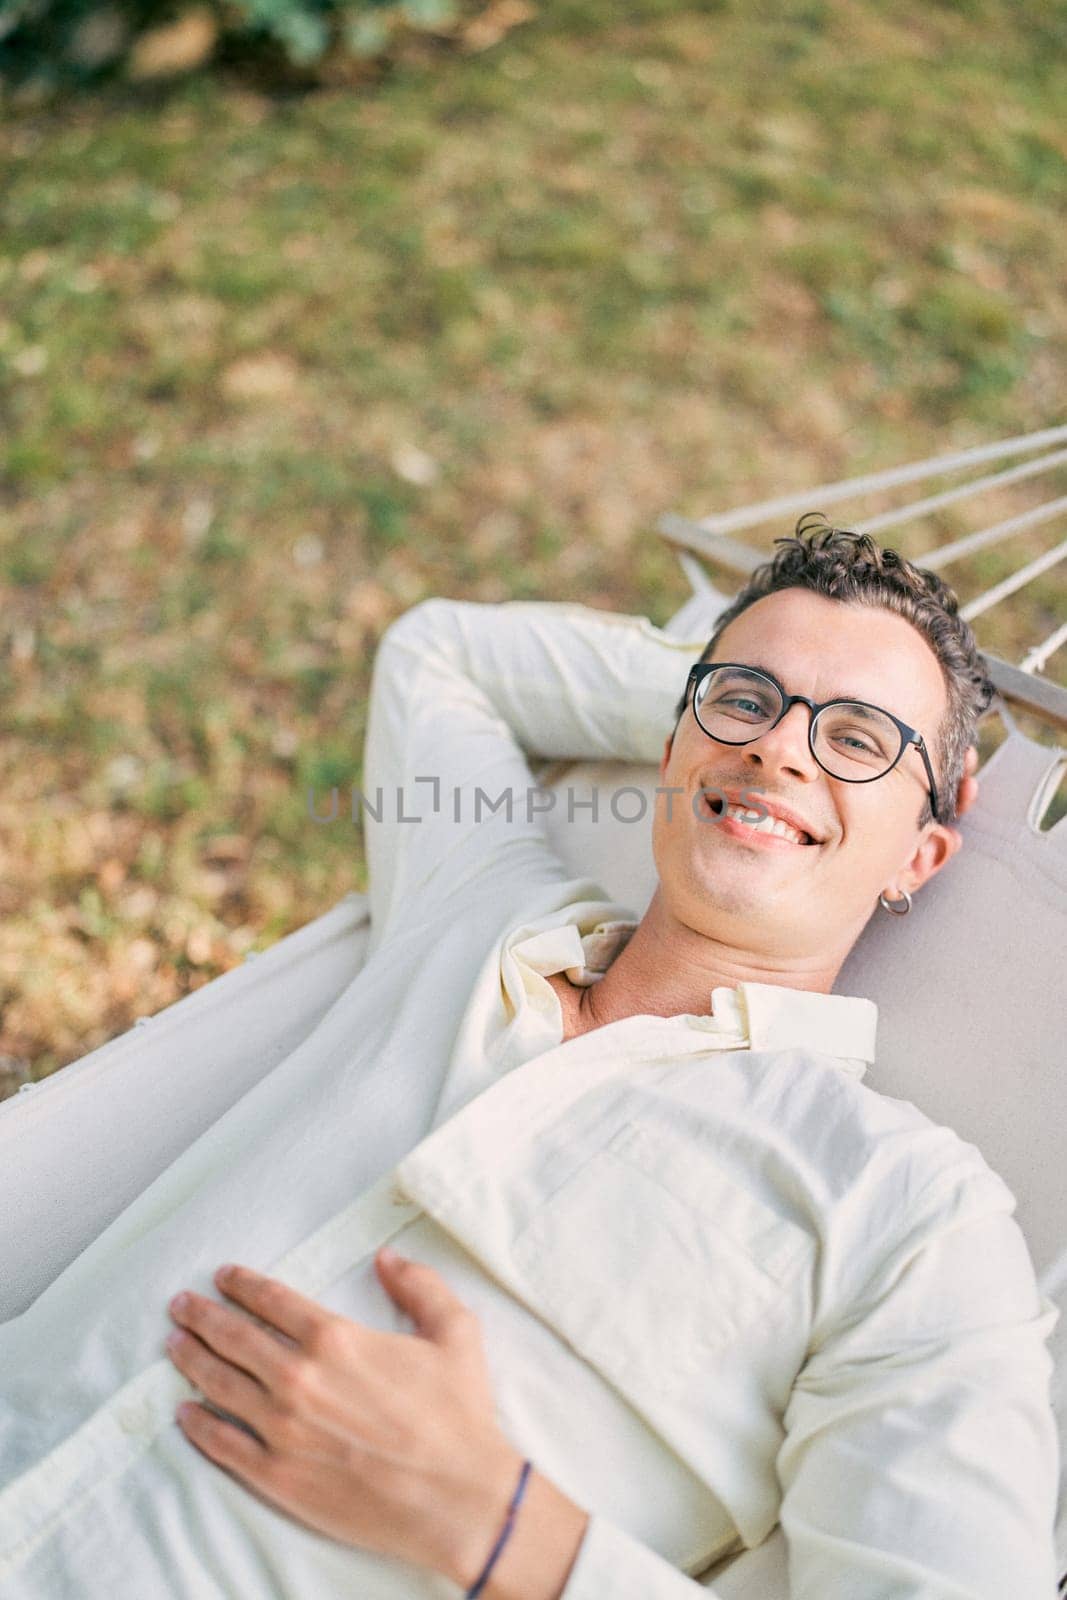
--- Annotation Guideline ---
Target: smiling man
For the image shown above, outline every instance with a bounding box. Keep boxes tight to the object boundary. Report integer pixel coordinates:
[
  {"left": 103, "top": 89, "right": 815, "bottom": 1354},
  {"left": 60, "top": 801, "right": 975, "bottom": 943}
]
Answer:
[
  {"left": 552, "top": 544, "right": 970, "bottom": 1038},
  {"left": 0, "top": 521, "right": 1058, "bottom": 1600}
]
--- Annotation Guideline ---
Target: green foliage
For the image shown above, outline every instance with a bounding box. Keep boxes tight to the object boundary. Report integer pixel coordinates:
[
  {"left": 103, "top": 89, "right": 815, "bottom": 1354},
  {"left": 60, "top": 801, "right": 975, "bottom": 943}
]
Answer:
[
  {"left": 1, "top": 0, "right": 154, "bottom": 83},
  {"left": 0, "top": 0, "right": 462, "bottom": 85}
]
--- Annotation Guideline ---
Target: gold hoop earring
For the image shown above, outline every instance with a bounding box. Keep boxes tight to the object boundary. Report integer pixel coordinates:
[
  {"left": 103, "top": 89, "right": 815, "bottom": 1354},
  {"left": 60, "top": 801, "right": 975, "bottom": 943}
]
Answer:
[{"left": 878, "top": 890, "right": 912, "bottom": 916}]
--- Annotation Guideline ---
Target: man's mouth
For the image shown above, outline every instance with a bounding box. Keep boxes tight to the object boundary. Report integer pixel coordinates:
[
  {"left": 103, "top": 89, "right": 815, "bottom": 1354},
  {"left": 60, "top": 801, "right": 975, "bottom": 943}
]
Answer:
[{"left": 703, "top": 794, "right": 817, "bottom": 847}]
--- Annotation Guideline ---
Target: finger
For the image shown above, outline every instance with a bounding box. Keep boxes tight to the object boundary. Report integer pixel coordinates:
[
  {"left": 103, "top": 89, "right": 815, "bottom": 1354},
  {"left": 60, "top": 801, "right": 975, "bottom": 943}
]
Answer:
[
  {"left": 956, "top": 774, "right": 978, "bottom": 817},
  {"left": 176, "top": 1400, "right": 273, "bottom": 1479},
  {"left": 949, "top": 745, "right": 977, "bottom": 813},
  {"left": 166, "top": 1327, "right": 274, "bottom": 1435},
  {"left": 213, "top": 1265, "right": 328, "bottom": 1348},
  {"left": 377, "top": 1251, "right": 480, "bottom": 1350},
  {"left": 171, "top": 1291, "right": 295, "bottom": 1391}
]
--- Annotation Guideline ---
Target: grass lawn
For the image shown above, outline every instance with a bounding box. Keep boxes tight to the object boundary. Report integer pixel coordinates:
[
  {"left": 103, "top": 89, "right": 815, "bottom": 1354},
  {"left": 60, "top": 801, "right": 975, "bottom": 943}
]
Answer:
[{"left": 1, "top": 0, "right": 1065, "bottom": 1092}]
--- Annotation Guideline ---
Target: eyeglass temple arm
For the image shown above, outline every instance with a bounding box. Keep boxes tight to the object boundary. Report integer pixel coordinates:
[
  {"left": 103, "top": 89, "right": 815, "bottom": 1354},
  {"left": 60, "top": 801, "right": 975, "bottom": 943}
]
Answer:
[{"left": 913, "top": 735, "right": 942, "bottom": 823}]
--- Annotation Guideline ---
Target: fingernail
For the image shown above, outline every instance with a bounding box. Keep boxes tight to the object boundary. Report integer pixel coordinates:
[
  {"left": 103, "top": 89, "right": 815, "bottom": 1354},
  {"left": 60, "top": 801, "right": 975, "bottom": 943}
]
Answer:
[{"left": 379, "top": 1246, "right": 398, "bottom": 1265}]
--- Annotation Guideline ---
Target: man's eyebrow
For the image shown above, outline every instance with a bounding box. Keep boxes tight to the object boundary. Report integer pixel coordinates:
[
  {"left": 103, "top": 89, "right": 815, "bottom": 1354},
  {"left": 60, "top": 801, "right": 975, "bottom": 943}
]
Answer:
[{"left": 719, "top": 660, "right": 891, "bottom": 709}]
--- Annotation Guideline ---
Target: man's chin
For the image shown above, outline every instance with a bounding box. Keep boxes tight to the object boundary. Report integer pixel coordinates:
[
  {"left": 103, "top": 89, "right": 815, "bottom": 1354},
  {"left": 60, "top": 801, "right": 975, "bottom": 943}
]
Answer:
[{"left": 670, "top": 864, "right": 789, "bottom": 925}]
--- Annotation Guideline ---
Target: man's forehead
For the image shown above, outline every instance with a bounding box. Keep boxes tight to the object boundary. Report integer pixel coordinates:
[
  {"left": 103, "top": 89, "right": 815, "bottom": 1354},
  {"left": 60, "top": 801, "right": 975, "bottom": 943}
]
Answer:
[{"left": 710, "top": 590, "right": 948, "bottom": 722}]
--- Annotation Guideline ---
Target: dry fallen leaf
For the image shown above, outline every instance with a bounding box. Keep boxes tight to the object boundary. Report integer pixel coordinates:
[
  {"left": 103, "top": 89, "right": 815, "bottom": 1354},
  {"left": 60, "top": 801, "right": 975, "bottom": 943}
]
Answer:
[
  {"left": 221, "top": 352, "right": 299, "bottom": 401},
  {"left": 200, "top": 835, "right": 251, "bottom": 865},
  {"left": 461, "top": 0, "right": 537, "bottom": 53},
  {"left": 391, "top": 442, "right": 440, "bottom": 486},
  {"left": 127, "top": 8, "right": 218, "bottom": 80}
]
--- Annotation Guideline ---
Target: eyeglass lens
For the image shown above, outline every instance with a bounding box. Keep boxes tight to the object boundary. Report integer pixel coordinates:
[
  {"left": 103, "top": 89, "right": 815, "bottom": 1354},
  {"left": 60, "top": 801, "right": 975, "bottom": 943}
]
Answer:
[{"left": 694, "top": 667, "right": 903, "bottom": 783}]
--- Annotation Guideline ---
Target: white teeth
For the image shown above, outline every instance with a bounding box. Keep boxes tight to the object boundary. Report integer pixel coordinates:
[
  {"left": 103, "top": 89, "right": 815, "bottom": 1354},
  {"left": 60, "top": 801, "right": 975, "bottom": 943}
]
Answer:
[{"left": 724, "top": 803, "right": 805, "bottom": 844}]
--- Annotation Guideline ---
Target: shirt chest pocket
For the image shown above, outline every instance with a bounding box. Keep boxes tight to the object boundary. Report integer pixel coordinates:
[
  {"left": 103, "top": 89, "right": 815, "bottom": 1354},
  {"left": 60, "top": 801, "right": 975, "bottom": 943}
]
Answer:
[{"left": 510, "top": 1119, "right": 814, "bottom": 1398}]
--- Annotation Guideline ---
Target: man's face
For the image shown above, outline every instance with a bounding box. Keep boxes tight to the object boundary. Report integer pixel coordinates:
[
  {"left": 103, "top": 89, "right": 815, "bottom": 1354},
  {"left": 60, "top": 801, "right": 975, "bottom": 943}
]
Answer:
[{"left": 653, "top": 588, "right": 958, "bottom": 964}]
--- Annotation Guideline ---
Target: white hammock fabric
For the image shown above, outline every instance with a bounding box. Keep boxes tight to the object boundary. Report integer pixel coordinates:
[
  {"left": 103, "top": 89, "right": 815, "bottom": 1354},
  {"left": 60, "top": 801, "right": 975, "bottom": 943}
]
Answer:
[{"left": 2, "top": 431, "right": 1065, "bottom": 1597}]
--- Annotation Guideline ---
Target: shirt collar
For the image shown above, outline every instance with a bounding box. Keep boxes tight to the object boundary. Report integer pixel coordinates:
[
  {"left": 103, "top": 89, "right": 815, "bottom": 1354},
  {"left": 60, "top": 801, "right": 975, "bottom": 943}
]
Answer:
[
  {"left": 728, "top": 982, "right": 877, "bottom": 1077},
  {"left": 508, "top": 910, "right": 878, "bottom": 1079}
]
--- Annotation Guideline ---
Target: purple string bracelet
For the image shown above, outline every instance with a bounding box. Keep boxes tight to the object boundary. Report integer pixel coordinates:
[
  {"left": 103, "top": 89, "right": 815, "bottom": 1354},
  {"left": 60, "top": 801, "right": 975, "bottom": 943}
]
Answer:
[{"left": 465, "top": 1457, "right": 533, "bottom": 1599}]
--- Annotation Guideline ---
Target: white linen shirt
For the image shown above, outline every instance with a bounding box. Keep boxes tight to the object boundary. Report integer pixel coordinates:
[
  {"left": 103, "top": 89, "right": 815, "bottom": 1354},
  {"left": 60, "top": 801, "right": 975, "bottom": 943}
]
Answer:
[{"left": 0, "top": 597, "right": 1058, "bottom": 1599}]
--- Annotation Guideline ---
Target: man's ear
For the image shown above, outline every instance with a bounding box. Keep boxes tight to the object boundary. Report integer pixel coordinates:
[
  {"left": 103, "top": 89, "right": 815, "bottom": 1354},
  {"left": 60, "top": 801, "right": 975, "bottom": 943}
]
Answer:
[
  {"left": 883, "top": 822, "right": 962, "bottom": 902},
  {"left": 659, "top": 732, "right": 674, "bottom": 782}
]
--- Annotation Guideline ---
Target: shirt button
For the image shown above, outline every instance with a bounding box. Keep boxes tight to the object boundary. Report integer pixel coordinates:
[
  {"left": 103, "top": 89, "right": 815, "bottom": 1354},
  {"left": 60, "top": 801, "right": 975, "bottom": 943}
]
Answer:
[{"left": 116, "top": 1398, "right": 154, "bottom": 1439}]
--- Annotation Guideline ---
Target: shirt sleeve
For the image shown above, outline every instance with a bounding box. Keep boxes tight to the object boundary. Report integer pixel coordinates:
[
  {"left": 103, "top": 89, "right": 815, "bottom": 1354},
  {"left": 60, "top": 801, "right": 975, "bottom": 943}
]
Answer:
[
  {"left": 360, "top": 597, "right": 703, "bottom": 949},
  {"left": 558, "top": 1171, "right": 1060, "bottom": 1600}
]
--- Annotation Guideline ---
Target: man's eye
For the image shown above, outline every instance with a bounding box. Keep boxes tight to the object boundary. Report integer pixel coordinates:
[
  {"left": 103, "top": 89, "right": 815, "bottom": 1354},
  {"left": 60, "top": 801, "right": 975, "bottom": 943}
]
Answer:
[
  {"left": 832, "top": 730, "right": 885, "bottom": 758},
  {"left": 717, "top": 695, "right": 770, "bottom": 718}
]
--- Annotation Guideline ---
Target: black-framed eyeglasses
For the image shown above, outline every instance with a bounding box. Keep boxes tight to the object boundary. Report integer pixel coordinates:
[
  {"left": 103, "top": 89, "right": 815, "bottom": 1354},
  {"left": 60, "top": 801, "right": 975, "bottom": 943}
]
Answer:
[{"left": 684, "top": 662, "right": 942, "bottom": 823}]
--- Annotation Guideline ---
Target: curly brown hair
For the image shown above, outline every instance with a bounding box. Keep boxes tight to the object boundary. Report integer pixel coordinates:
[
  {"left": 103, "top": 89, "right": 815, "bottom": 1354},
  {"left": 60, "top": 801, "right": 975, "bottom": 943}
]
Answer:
[{"left": 673, "top": 513, "right": 996, "bottom": 825}]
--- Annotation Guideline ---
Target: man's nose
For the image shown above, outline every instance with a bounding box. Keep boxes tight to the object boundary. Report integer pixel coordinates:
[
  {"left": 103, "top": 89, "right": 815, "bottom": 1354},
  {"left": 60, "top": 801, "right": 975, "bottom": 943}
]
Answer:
[{"left": 742, "top": 702, "right": 820, "bottom": 783}]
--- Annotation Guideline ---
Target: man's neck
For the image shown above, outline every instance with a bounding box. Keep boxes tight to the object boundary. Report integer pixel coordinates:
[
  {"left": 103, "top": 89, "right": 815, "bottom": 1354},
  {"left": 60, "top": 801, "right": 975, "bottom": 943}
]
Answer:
[{"left": 552, "top": 889, "right": 843, "bottom": 1040}]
